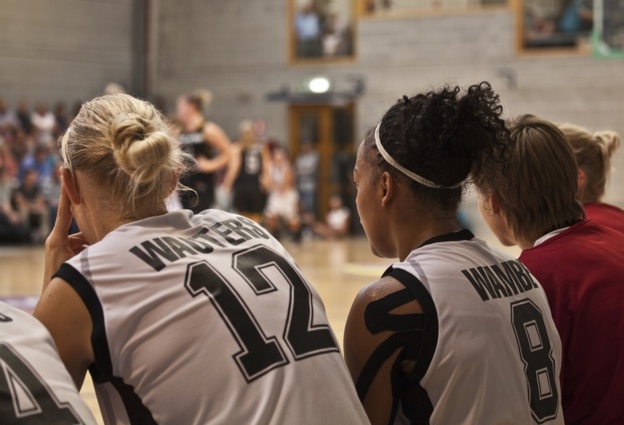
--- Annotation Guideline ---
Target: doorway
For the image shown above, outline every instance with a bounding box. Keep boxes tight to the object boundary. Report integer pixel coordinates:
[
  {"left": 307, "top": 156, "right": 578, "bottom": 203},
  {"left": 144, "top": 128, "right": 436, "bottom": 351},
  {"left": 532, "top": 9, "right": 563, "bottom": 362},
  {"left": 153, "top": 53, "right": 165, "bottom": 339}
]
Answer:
[{"left": 288, "top": 103, "right": 357, "bottom": 226}]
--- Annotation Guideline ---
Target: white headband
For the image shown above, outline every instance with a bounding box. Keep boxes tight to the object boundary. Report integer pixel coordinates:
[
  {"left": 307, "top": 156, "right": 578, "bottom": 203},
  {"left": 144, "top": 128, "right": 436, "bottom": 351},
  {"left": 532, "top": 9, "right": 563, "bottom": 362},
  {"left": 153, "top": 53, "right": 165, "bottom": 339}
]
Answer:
[{"left": 374, "top": 123, "right": 462, "bottom": 190}]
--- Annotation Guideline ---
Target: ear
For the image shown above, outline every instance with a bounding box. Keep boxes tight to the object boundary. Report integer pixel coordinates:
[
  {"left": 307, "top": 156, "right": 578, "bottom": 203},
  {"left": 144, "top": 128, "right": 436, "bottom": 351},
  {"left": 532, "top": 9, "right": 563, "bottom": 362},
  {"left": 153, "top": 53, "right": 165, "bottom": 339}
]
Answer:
[
  {"left": 380, "top": 171, "right": 394, "bottom": 207},
  {"left": 61, "top": 168, "right": 82, "bottom": 206},
  {"left": 577, "top": 168, "right": 586, "bottom": 195}
]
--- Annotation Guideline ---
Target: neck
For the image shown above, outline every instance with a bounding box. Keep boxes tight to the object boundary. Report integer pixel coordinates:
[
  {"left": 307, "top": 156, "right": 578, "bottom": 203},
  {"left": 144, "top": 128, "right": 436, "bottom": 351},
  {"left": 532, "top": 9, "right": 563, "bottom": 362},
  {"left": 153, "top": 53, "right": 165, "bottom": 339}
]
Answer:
[
  {"left": 186, "top": 113, "right": 204, "bottom": 131},
  {"left": 79, "top": 199, "right": 168, "bottom": 245},
  {"left": 394, "top": 214, "right": 462, "bottom": 262}
]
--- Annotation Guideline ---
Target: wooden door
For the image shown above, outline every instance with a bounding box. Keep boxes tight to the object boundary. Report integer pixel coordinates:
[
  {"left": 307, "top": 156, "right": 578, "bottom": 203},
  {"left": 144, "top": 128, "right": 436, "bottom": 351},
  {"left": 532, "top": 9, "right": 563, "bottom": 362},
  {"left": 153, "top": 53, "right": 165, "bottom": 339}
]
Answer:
[{"left": 288, "top": 103, "right": 356, "bottom": 222}]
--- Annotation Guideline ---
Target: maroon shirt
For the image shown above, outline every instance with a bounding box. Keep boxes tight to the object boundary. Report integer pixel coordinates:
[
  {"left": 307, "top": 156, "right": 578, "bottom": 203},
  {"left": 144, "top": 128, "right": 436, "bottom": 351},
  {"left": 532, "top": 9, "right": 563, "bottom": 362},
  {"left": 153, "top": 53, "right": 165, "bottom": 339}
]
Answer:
[
  {"left": 584, "top": 202, "right": 624, "bottom": 235},
  {"left": 519, "top": 220, "right": 624, "bottom": 425}
]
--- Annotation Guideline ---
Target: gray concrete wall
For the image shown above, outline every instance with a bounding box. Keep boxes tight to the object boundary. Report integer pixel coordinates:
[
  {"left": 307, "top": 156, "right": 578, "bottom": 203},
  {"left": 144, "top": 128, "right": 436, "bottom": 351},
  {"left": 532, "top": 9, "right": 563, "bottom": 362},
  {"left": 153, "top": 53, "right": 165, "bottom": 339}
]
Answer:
[
  {"left": 0, "top": 0, "right": 141, "bottom": 108},
  {"left": 152, "top": 0, "right": 624, "bottom": 204},
  {"left": 3, "top": 0, "right": 622, "bottom": 203}
]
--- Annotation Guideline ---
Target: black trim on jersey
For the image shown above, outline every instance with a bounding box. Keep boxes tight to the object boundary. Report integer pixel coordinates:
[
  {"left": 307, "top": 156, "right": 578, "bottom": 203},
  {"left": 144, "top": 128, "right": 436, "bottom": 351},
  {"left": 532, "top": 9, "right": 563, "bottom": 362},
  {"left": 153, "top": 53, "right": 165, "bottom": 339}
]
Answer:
[
  {"left": 419, "top": 229, "right": 474, "bottom": 248},
  {"left": 54, "top": 263, "right": 157, "bottom": 425},
  {"left": 383, "top": 267, "right": 439, "bottom": 425},
  {"left": 110, "top": 377, "right": 157, "bottom": 425},
  {"left": 54, "top": 263, "right": 113, "bottom": 383}
]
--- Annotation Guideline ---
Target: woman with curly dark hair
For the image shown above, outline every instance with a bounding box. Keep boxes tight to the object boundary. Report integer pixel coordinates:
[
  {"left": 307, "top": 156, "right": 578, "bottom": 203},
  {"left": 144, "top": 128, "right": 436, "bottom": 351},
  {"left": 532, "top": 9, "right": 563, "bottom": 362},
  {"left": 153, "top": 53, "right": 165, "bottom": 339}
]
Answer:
[{"left": 344, "top": 83, "right": 563, "bottom": 425}]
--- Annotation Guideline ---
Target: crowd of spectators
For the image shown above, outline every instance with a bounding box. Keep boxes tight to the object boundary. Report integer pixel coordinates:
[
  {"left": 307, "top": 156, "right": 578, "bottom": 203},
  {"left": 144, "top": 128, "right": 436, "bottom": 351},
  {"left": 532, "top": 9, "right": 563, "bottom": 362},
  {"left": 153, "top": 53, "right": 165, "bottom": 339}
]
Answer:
[
  {"left": 0, "top": 98, "right": 76, "bottom": 244},
  {"left": 0, "top": 100, "right": 351, "bottom": 245}
]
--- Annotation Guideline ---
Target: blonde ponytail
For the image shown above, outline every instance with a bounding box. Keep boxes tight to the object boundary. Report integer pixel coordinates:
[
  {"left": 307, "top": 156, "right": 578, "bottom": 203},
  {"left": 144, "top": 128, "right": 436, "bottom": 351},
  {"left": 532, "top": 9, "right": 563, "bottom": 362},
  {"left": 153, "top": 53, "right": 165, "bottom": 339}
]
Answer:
[
  {"left": 559, "top": 123, "right": 621, "bottom": 204},
  {"left": 594, "top": 131, "right": 621, "bottom": 159}
]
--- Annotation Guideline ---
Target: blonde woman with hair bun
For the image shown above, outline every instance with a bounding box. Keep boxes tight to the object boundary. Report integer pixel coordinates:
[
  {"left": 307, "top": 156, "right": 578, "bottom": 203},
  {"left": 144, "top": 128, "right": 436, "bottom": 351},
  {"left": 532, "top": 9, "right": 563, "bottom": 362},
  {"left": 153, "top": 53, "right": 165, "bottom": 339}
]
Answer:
[
  {"left": 34, "top": 94, "right": 368, "bottom": 425},
  {"left": 558, "top": 123, "right": 624, "bottom": 234}
]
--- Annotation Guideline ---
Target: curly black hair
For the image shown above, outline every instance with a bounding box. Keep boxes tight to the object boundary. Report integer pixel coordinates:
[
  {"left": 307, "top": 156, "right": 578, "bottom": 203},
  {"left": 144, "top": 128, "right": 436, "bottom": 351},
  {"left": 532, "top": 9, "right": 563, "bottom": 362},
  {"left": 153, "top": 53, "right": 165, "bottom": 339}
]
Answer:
[{"left": 365, "top": 81, "right": 509, "bottom": 212}]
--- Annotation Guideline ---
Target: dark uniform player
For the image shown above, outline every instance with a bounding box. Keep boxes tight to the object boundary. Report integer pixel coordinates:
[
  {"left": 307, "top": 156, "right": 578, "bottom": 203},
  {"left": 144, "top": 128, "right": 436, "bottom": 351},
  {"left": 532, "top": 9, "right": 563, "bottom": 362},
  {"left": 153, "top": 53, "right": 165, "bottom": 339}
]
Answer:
[
  {"left": 176, "top": 91, "right": 231, "bottom": 212},
  {"left": 224, "top": 121, "right": 269, "bottom": 222}
]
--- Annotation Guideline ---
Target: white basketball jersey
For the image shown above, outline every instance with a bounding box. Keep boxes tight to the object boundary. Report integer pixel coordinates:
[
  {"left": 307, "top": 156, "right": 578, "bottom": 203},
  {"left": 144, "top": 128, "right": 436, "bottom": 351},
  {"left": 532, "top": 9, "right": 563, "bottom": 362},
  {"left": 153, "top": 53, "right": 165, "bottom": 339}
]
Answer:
[
  {"left": 57, "top": 209, "right": 368, "bottom": 425},
  {"left": 388, "top": 230, "right": 563, "bottom": 425},
  {"left": 0, "top": 302, "right": 96, "bottom": 424}
]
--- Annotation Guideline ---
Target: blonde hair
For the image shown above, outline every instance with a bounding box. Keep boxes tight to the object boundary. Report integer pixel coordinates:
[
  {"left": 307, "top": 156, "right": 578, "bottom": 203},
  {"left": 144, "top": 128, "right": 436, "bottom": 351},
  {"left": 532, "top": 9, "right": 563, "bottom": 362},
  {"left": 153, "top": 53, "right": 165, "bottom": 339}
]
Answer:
[
  {"left": 482, "top": 115, "right": 585, "bottom": 244},
  {"left": 558, "top": 123, "right": 620, "bottom": 204},
  {"left": 60, "top": 94, "right": 187, "bottom": 216}
]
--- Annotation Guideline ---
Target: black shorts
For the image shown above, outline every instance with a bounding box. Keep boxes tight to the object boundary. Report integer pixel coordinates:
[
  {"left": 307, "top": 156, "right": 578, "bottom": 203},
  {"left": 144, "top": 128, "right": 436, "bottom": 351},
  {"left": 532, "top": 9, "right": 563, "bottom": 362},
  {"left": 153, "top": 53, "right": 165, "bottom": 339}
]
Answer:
[{"left": 234, "top": 186, "right": 266, "bottom": 213}]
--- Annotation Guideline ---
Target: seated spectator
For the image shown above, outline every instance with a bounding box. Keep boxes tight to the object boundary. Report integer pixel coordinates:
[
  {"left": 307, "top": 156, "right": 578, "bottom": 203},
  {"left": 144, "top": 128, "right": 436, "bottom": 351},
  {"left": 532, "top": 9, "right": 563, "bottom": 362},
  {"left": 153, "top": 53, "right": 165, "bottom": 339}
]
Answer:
[
  {"left": 20, "top": 143, "right": 55, "bottom": 184},
  {"left": 31, "top": 102, "right": 56, "bottom": 145},
  {"left": 0, "top": 154, "right": 29, "bottom": 244},
  {"left": 0, "top": 98, "right": 20, "bottom": 143},
  {"left": 0, "top": 302, "right": 96, "bottom": 424},
  {"left": 16, "top": 99, "right": 32, "bottom": 135},
  {"left": 265, "top": 145, "right": 301, "bottom": 240},
  {"left": 475, "top": 114, "right": 624, "bottom": 424},
  {"left": 13, "top": 168, "right": 47, "bottom": 242},
  {"left": 53, "top": 101, "right": 69, "bottom": 138},
  {"left": 313, "top": 194, "right": 351, "bottom": 239},
  {"left": 558, "top": 123, "right": 624, "bottom": 233}
]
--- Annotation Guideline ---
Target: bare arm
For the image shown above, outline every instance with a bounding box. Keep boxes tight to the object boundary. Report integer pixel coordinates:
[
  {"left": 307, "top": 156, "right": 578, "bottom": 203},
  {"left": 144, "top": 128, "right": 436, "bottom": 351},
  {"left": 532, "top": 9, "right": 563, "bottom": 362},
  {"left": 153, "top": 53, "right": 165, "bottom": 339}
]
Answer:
[
  {"left": 221, "top": 143, "right": 242, "bottom": 192},
  {"left": 34, "top": 178, "right": 93, "bottom": 389},
  {"left": 34, "top": 278, "right": 94, "bottom": 389},
  {"left": 344, "top": 276, "right": 423, "bottom": 425},
  {"left": 260, "top": 146, "right": 272, "bottom": 192},
  {"left": 196, "top": 122, "right": 233, "bottom": 173}
]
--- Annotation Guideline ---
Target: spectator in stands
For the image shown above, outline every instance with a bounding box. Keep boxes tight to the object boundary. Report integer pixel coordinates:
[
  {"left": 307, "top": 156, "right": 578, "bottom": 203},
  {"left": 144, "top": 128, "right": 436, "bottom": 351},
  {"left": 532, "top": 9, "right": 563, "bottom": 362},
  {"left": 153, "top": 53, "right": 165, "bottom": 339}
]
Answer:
[
  {"left": 16, "top": 99, "right": 32, "bottom": 135},
  {"left": 13, "top": 168, "right": 47, "bottom": 242},
  {"left": 0, "top": 143, "right": 29, "bottom": 244},
  {"left": 265, "top": 145, "right": 301, "bottom": 240},
  {"left": 0, "top": 98, "right": 20, "bottom": 143},
  {"left": 313, "top": 194, "right": 351, "bottom": 239},
  {"left": 295, "top": 2, "right": 322, "bottom": 57},
  {"left": 53, "top": 102, "right": 69, "bottom": 137},
  {"left": 558, "top": 123, "right": 624, "bottom": 234},
  {"left": 31, "top": 102, "right": 56, "bottom": 145},
  {"left": 20, "top": 143, "right": 55, "bottom": 184}
]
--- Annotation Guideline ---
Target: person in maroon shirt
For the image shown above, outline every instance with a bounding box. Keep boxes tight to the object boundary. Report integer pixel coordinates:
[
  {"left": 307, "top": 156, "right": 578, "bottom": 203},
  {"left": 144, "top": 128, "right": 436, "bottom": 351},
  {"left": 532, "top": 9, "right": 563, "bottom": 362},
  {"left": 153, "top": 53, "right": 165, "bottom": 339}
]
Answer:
[
  {"left": 475, "top": 114, "right": 624, "bottom": 425},
  {"left": 558, "top": 123, "right": 624, "bottom": 234}
]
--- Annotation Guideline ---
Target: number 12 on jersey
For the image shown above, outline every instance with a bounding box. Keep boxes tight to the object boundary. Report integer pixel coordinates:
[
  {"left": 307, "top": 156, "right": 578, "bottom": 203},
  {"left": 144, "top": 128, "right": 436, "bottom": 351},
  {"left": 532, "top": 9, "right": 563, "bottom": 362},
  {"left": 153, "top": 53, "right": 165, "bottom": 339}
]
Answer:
[{"left": 184, "top": 244, "right": 339, "bottom": 382}]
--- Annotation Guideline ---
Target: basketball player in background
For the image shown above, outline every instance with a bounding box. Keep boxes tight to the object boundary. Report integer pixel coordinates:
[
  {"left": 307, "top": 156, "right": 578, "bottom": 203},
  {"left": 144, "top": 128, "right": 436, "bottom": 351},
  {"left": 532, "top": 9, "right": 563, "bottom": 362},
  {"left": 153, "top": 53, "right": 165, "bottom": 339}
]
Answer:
[
  {"left": 223, "top": 120, "right": 270, "bottom": 222},
  {"left": 34, "top": 94, "right": 368, "bottom": 424},
  {"left": 558, "top": 123, "right": 624, "bottom": 233},
  {"left": 176, "top": 90, "right": 232, "bottom": 212},
  {"left": 264, "top": 145, "right": 302, "bottom": 240},
  {"left": 345, "top": 83, "right": 563, "bottom": 424},
  {"left": 475, "top": 115, "right": 624, "bottom": 425},
  {"left": 0, "top": 302, "right": 96, "bottom": 424}
]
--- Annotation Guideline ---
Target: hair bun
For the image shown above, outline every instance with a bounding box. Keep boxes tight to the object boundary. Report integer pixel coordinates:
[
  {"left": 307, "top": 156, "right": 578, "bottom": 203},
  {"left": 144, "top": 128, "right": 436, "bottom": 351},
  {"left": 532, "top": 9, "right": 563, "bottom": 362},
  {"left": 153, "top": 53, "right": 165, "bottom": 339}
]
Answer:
[
  {"left": 111, "top": 113, "right": 172, "bottom": 186},
  {"left": 594, "top": 130, "right": 621, "bottom": 158}
]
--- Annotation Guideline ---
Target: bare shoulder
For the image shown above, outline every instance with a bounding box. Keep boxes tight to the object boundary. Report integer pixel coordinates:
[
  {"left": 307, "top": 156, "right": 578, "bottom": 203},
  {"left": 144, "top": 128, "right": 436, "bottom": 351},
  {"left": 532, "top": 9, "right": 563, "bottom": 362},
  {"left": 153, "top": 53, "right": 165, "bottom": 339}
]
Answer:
[
  {"left": 203, "top": 121, "right": 224, "bottom": 135},
  {"left": 352, "top": 275, "right": 423, "bottom": 315}
]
